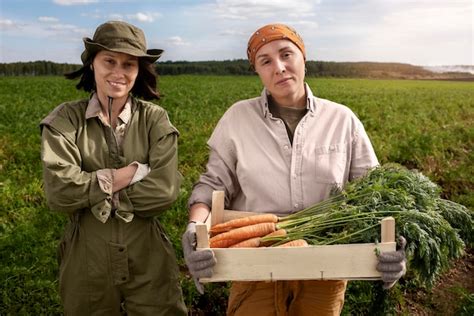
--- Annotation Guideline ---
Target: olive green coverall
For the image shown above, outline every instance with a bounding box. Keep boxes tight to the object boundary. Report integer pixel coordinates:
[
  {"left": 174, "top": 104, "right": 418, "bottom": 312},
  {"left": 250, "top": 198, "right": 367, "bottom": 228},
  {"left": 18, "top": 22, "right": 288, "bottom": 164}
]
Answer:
[{"left": 40, "top": 97, "right": 187, "bottom": 315}]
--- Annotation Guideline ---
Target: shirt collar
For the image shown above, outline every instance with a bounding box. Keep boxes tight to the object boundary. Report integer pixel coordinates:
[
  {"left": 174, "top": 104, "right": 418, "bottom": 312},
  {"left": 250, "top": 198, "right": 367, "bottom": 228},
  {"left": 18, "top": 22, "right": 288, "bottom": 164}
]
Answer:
[
  {"left": 85, "top": 93, "right": 133, "bottom": 125},
  {"left": 260, "top": 83, "right": 316, "bottom": 117}
]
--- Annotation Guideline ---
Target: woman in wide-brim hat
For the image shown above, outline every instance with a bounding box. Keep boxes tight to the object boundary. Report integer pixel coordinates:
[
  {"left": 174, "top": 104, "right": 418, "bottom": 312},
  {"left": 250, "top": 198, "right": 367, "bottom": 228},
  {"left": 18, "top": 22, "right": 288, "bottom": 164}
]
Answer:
[
  {"left": 182, "top": 23, "right": 407, "bottom": 315},
  {"left": 40, "top": 20, "right": 187, "bottom": 315}
]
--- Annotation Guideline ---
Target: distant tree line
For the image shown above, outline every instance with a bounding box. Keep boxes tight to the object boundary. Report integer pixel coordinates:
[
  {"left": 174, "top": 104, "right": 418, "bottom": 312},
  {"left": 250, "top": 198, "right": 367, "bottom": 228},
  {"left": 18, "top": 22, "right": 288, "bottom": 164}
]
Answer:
[
  {"left": 0, "top": 61, "right": 79, "bottom": 76},
  {"left": 155, "top": 60, "right": 441, "bottom": 79},
  {"left": 1, "top": 60, "right": 473, "bottom": 80}
]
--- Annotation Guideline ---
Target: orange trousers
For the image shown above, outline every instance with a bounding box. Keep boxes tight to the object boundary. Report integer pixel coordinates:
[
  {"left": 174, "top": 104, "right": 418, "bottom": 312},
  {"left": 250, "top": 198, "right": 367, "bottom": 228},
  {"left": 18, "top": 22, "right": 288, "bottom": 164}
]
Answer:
[{"left": 227, "top": 280, "right": 347, "bottom": 316}]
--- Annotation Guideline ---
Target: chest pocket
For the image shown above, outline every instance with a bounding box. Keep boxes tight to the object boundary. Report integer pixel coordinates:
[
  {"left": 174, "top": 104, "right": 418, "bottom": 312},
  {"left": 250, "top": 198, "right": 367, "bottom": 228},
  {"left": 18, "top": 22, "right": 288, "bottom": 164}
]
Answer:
[{"left": 313, "top": 143, "right": 348, "bottom": 184}]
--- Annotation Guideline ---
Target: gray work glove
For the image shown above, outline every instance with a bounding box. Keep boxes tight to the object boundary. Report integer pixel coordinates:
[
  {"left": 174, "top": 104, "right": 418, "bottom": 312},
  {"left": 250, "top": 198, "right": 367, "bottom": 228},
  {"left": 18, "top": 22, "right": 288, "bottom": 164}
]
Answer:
[
  {"left": 376, "top": 236, "right": 407, "bottom": 289},
  {"left": 181, "top": 222, "right": 216, "bottom": 294}
]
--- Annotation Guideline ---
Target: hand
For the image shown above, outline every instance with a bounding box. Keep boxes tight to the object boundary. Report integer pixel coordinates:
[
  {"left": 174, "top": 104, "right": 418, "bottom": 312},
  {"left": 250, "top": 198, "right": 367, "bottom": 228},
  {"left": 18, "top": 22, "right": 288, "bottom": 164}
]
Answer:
[
  {"left": 377, "top": 236, "right": 407, "bottom": 289},
  {"left": 181, "top": 222, "right": 216, "bottom": 294}
]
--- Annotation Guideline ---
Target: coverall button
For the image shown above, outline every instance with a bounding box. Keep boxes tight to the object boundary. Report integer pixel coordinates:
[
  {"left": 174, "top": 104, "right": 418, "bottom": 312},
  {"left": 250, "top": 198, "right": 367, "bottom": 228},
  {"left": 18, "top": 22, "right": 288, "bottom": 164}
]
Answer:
[{"left": 121, "top": 276, "right": 127, "bottom": 281}]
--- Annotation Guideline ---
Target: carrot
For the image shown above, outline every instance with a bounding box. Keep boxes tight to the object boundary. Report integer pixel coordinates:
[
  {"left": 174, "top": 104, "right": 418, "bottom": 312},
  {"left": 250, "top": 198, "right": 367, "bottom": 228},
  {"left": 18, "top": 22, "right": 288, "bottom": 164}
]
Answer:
[
  {"left": 229, "top": 237, "right": 261, "bottom": 248},
  {"left": 276, "top": 239, "right": 308, "bottom": 247},
  {"left": 209, "top": 222, "right": 276, "bottom": 243},
  {"left": 260, "top": 229, "right": 287, "bottom": 247},
  {"left": 210, "top": 239, "right": 242, "bottom": 248},
  {"left": 210, "top": 214, "right": 279, "bottom": 234}
]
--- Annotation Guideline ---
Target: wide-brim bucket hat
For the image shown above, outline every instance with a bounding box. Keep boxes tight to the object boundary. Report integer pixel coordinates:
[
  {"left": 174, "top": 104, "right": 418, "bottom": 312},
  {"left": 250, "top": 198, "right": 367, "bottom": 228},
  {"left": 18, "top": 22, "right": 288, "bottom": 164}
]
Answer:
[{"left": 81, "top": 20, "right": 163, "bottom": 64}]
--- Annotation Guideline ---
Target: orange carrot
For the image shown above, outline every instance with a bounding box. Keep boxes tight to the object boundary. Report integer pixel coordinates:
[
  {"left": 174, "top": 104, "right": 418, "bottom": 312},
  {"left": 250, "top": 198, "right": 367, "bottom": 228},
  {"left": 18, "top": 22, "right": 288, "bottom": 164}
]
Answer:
[
  {"left": 260, "top": 229, "right": 287, "bottom": 247},
  {"left": 276, "top": 239, "right": 308, "bottom": 247},
  {"left": 210, "top": 239, "right": 242, "bottom": 248},
  {"left": 210, "top": 214, "right": 279, "bottom": 234},
  {"left": 229, "top": 237, "right": 261, "bottom": 248},
  {"left": 209, "top": 222, "right": 276, "bottom": 243}
]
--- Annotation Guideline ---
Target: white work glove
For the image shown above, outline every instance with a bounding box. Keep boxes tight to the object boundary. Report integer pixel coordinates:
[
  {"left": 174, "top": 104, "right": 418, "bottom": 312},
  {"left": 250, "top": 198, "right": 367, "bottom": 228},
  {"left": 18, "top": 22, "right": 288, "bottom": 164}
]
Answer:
[
  {"left": 376, "top": 236, "right": 407, "bottom": 289},
  {"left": 181, "top": 222, "right": 216, "bottom": 294}
]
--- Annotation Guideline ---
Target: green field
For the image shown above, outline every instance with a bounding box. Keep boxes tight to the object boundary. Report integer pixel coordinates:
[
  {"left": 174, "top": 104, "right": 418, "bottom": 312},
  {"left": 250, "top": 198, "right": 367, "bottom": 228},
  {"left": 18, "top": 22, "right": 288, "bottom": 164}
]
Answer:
[{"left": 0, "top": 75, "right": 473, "bottom": 315}]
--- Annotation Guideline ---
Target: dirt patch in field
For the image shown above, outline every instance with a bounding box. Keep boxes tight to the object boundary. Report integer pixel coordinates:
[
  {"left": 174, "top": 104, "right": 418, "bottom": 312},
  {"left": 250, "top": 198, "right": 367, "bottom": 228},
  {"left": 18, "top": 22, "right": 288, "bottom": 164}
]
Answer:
[{"left": 404, "top": 248, "right": 474, "bottom": 315}]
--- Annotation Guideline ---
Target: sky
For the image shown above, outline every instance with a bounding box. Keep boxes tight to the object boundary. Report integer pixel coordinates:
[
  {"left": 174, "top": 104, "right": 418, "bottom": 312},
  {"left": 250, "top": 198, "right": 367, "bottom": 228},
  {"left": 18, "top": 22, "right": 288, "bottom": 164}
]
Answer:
[{"left": 1, "top": 0, "right": 473, "bottom": 66}]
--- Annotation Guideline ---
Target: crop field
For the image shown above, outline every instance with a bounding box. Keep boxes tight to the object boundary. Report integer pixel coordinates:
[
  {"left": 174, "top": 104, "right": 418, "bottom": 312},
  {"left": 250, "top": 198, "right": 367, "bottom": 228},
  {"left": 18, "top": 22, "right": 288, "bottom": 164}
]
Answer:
[{"left": 0, "top": 75, "right": 473, "bottom": 315}]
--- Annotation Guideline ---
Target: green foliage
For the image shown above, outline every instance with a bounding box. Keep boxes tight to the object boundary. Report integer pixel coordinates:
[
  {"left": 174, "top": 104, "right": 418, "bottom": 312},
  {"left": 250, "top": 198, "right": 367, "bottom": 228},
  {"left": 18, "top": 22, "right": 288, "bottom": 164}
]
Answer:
[
  {"left": 342, "top": 281, "right": 402, "bottom": 315},
  {"left": 277, "top": 163, "right": 471, "bottom": 286},
  {"left": 0, "top": 76, "right": 472, "bottom": 315},
  {"left": 453, "top": 287, "right": 474, "bottom": 316}
]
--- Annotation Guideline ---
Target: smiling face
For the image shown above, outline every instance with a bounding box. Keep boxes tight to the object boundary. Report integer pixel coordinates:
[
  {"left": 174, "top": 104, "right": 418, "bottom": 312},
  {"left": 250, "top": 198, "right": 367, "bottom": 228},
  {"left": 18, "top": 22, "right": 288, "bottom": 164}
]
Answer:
[
  {"left": 254, "top": 39, "right": 306, "bottom": 108},
  {"left": 92, "top": 50, "right": 139, "bottom": 106}
]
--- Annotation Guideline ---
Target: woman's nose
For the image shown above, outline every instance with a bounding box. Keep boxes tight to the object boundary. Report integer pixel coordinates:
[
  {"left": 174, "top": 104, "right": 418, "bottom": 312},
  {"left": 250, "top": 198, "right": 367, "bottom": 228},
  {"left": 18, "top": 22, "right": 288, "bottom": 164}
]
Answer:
[{"left": 275, "top": 59, "right": 286, "bottom": 74}]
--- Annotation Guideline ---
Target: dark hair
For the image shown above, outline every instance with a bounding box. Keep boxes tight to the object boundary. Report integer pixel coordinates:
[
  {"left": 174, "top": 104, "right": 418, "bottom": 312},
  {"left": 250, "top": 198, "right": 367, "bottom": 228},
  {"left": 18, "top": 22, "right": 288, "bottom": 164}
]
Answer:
[{"left": 64, "top": 55, "right": 160, "bottom": 101}]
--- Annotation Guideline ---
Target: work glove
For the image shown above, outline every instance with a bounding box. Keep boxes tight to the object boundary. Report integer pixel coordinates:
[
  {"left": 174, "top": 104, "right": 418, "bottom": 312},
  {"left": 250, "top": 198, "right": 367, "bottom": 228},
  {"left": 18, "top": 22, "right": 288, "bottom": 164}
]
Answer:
[
  {"left": 182, "top": 222, "right": 216, "bottom": 294},
  {"left": 376, "top": 236, "right": 407, "bottom": 289}
]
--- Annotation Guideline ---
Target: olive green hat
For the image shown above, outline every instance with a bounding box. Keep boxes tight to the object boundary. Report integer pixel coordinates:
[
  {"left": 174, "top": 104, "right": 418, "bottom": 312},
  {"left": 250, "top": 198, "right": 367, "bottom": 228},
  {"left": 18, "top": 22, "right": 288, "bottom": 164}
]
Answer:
[{"left": 81, "top": 20, "right": 163, "bottom": 64}]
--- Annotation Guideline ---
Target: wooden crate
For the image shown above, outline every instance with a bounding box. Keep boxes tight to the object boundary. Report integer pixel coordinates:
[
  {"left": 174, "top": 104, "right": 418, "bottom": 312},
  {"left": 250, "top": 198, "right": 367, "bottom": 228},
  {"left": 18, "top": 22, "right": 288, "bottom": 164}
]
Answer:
[{"left": 196, "top": 191, "right": 396, "bottom": 282}]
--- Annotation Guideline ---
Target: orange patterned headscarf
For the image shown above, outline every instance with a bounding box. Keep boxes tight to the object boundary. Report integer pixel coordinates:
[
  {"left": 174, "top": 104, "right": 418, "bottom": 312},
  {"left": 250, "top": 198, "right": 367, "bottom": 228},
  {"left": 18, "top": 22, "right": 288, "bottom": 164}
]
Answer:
[{"left": 247, "top": 23, "right": 306, "bottom": 67}]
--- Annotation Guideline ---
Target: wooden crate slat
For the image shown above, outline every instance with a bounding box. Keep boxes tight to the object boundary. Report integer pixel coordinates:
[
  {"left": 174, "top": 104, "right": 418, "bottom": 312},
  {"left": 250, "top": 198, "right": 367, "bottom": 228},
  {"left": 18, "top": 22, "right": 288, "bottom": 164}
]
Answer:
[{"left": 200, "top": 242, "right": 396, "bottom": 282}]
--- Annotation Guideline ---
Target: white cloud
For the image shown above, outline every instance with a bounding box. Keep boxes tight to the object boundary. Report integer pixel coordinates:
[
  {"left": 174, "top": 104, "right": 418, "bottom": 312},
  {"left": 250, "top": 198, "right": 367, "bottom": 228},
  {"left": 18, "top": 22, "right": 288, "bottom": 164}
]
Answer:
[
  {"left": 80, "top": 10, "right": 103, "bottom": 19},
  {"left": 101, "top": 12, "right": 162, "bottom": 23},
  {"left": 213, "top": 0, "right": 318, "bottom": 20},
  {"left": 380, "top": 4, "right": 470, "bottom": 35},
  {"left": 108, "top": 13, "right": 124, "bottom": 20},
  {"left": 219, "top": 29, "right": 247, "bottom": 36},
  {"left": 126, "top": 12, "right": 162, "bottom": 23},
  {"left": 166, "top": 36, "right": 190, "bottom": 46},
  {"left": 43, "top": 23, "right": 89, "bottom": 36},
  {"left": 47, "top": 23, "right": 77, "bottom": 31},
  {"left": 0, "top": 19, "right": 16, "bottom": 29},
  {"left": 53, "top": 0, "right": 98, "bottom": 5},
  {"left": 289, "top": 20, "right": 318, "bottom": 29},
  {"left": 359, "top": 2, "right": 473, "bottom": 65},
  {"left": 38, "top": 16, "right": 59, "bottom": 23}
]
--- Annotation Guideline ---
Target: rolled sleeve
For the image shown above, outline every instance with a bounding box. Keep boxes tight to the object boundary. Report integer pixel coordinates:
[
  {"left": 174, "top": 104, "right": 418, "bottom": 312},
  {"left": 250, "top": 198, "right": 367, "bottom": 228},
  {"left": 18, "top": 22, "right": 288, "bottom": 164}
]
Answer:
[
  {"left": 129, "top": 161, "right": 150, "bottom": 185},
  {"left": 96, "top": 168, "right": 115, "bottom": 195}
]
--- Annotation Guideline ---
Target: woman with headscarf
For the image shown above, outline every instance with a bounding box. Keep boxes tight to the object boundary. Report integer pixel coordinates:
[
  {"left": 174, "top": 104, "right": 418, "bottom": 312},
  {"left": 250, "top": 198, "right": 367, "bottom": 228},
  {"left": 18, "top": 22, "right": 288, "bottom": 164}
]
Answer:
[
  {"left": 40, "top": 21, "right": 187, "bottom": 315},
  {"left": 182, "top": 23, "right": 406, "bottom": 315}
]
